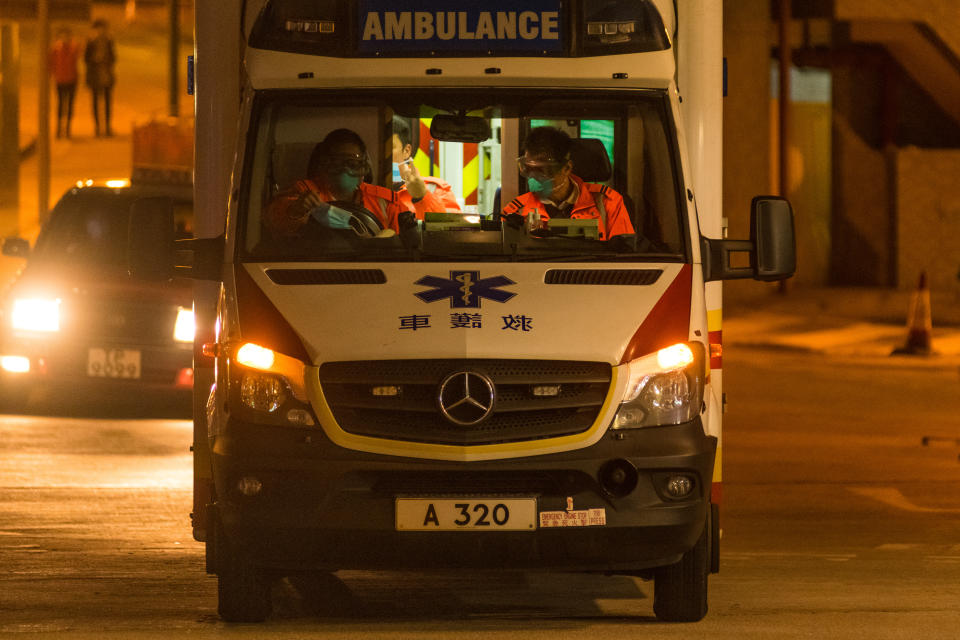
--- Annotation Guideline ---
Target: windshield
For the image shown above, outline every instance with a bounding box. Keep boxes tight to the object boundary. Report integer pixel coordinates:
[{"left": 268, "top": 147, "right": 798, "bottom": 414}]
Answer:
[
  {"left": 33, "top": 190, "right": 193, "bottom": 268},
  {"left": 240, "top": 89, "right": 688, "bottom": 263}
]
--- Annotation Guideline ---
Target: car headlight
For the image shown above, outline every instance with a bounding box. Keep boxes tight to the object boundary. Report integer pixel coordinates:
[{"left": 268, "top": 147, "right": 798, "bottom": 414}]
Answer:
[
  {"left": 174, "top": 307, "right": 195, "bottom": 343},
  {"left": 612, "top": 341, "right": 705, "bottom": 429},
  {"left": 11, "top": 298, "right": 61, "bottom": 332}
]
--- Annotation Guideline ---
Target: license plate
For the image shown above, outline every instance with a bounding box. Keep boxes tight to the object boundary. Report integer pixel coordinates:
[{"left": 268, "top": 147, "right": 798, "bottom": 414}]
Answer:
[
  {"left": 87, "top": 348, "right": 141, "bottom": 379},
  {"left": 396, "top": 498, "right": 536, "bottom": 531}
]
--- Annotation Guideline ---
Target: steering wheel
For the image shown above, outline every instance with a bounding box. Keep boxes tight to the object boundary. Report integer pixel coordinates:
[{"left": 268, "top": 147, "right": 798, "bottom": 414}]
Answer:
[{"left": 328, "top": 200, "right": 384, "bottom": 238}]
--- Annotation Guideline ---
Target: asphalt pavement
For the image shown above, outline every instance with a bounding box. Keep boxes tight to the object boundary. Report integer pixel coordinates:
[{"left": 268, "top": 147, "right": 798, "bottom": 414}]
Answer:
[{"left": 724, "top": 281, "right": 960, "bottom": 366}]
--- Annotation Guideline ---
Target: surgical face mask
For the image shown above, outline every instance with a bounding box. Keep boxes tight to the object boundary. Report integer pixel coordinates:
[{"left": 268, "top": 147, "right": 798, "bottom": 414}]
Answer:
[
  {"left": 392, "top": 162, "right": 402, "bottom": 183},
  {"left": 527, "top": 176, "right": 555, "bottom": 199},
  {"left": 337, "top": 172, "right": 362, "bottom": 193},
  {"left": 311, "top": 203, "right": 352, "bottom": 229}
]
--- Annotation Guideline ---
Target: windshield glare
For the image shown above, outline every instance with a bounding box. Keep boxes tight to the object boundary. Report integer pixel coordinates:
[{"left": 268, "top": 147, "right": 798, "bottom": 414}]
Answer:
[
  {"left": 241, "top": 91, "right": 687, "bottom": 262},
  {"left": 34, "top": 193, "right": 193, "bottom": 268}
]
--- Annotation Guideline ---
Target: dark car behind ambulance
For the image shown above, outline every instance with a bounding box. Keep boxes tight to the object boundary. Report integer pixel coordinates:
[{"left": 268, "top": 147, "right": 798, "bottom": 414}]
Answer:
[{"left": 0, "top": 183, "right": 195, "bottom": 410}]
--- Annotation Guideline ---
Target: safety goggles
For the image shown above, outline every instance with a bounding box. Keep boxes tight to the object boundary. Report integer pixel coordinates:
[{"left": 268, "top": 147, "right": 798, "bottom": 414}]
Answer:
[
  {"left": 320, "top": 153, "right": 371, "bottom": 177},
  {"left": 516, "top": 155, "right": 566, "bottom": 179}
]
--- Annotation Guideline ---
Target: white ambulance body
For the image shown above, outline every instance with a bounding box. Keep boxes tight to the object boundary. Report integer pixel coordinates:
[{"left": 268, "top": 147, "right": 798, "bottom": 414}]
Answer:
[{"left": 133, "top": 0, "right": 794, "bottom": 623}]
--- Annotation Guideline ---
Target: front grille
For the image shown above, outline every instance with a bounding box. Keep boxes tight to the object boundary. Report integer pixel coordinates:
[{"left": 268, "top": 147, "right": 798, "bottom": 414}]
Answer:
[{"left": 319, "top": 359, "right": 612, "bottom": 446}]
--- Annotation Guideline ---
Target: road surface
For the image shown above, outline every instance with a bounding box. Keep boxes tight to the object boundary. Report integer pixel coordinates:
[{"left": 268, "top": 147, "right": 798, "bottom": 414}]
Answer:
[{"left": 1, "top": 348, "right": 959, "bottom": 638}]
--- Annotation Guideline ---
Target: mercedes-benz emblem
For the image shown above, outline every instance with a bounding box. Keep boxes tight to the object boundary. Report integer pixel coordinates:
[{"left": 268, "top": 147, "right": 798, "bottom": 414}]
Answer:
[{"left": 437, "top": 371, "right": 495, "bottom": 426}]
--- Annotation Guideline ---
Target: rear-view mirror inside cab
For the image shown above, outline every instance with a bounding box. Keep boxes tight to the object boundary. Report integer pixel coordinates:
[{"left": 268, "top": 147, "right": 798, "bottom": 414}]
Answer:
[{"left": 429, "top": 114, "right": 492, "bottom": 143}]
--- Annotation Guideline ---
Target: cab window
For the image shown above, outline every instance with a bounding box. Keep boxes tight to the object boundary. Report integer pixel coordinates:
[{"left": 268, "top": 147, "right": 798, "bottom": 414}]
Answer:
[{"left": 240, "top": 89, "right": 686, "bottom": 262}]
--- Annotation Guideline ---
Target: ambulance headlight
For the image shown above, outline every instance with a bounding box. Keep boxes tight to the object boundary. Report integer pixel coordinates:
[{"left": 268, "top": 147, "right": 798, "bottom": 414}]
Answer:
[
  {"left": 240, "top": 372, "right": 288, "bottom": 413},
  {"left": 612, "top": 342, "right": 705, "bottom": 429},
  {"left": 230, "top": 342, "right": 313, "bottom": 424}
]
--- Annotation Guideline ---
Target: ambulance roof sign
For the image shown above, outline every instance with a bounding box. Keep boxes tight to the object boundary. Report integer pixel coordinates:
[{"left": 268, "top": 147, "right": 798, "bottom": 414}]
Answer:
[
  {"left": 358, "top": 1, "right": 564, "bottom": 54},
  {"left": 250, "top": 0, "right": 669, "bottom": 58}
]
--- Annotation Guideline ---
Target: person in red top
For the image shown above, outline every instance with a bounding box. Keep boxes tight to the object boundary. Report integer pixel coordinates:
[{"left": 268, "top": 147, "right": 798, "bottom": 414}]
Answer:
[
  {"left": 502, "top": 126, "right": 635, "bottom": 241},
  {"left": 391, "top": 116, "right": 460, "bottom": 214},
  {"left": 49, "top": 27, "right": 81, "bottom": 139},
  {"left": 265, "top": 129, "right": 444, "bottom": 239}
]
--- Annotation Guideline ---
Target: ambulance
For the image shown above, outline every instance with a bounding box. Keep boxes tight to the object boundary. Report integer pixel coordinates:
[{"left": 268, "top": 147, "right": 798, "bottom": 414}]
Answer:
[{"left": 130, "top": 0, "right": 795, "bottom": 622}]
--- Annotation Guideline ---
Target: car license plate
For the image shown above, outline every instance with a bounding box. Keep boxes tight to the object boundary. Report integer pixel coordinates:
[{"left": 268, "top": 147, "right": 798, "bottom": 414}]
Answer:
[
  {"left": 87, "top": 348, "right": 141, "bottom": 379},
  {"left": 396, "top": 498, "right": 536, "bottom": 531}
]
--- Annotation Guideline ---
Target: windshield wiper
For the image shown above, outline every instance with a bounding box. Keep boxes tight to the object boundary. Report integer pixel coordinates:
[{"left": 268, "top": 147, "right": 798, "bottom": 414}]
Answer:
[{"left": 514, "top": 253, "right": 653, "bottom": 262}]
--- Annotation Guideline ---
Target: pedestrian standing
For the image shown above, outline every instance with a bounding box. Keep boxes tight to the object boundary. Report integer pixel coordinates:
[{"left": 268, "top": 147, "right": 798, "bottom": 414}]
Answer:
[
  {"left": 49, "top": 27, "right": 80, "bottom": 139},
  {"left": 84, "top": 19, "right": 116, "bottom": 137}
]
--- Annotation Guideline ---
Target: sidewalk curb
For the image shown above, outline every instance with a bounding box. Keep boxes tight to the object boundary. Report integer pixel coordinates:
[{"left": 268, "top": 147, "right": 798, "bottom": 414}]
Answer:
[{"left": 724, "top": 313, "right": 960, "bottom": 370}]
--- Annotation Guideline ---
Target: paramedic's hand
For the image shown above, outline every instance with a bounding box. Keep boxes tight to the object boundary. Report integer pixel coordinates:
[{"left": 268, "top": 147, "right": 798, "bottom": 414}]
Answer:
[
  {"left": 292, "top": 190, "right": 325, "bottom": 221},
  {"left": 608, "top": 233, "right": 637, "bottom": 251},
  {"left": 398, "top": 161, "right": 427, "bottom": 200},
  {"left": 502, "top": 212, "right": 525, "bottom": 230},
  {"left": 397, "top": 210, "right": 417, "bottom": 233},
  {"left": 398, "top": 211, "right": 420, "bottom": 250}
]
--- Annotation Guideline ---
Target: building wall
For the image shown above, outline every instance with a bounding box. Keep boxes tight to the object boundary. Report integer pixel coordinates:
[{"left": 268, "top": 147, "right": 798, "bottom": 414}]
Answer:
[
  {"left": 830, "top": 58, "right": 895, "bottom": 287},
  {"left": 722, "top": 0, "right": 770, "bottom": 246},
  {"left": 835, "top": 0, "right": 960, "bottom": 60},
  {"left": 771, "top": 100, "right": 832, "bottom": 285},
  {"left": 723, "top": 2, "right": 960, "bottom": 293},
  {"left": 895, "top": 147, "right": 960, "bottom": 293}
]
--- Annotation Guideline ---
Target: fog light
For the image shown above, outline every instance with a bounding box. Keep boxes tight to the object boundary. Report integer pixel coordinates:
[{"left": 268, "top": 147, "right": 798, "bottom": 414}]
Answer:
[
  {"left": 664, "top": 474, "right": 694, "bottom": 499},
  {"left": 286, "top": 408, "right": 315, "bottom": 426},
  {"left": 1, "top": 355, "right": 30, "bottom": 373},
  {"left": 237, "top": 476, "right": 262, "bottom": 496}
]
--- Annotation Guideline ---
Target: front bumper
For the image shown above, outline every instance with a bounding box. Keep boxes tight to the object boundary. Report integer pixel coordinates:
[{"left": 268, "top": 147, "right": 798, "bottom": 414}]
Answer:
[{"left": 212, "top": 416, "right": 717, "bottom": 573}]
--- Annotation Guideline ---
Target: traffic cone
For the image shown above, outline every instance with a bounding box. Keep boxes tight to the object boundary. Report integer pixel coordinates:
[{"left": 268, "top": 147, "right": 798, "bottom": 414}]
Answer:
[{"left": 892, "top": 271, "right": 933, "bottom": 356}]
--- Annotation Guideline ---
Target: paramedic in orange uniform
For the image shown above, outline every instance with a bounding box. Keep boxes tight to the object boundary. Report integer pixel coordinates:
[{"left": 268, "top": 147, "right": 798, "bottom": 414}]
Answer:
[
  {"left": 502, "top": 126, "right": 634, "bottom": 241},
  {"left": 392, "top": 116, "right": 460, "bottom": 214},
  {"left": 265, "top": 129, "right": 443, "bottom": 237}
]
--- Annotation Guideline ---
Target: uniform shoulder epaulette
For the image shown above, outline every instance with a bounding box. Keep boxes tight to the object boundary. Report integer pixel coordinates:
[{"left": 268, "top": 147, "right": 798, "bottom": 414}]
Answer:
[
  {"left": 587, "top": 183, "right": 619, "bottom": 200},
  {"left": 504, "top": 197, "right": 525, "bottom": 212}
]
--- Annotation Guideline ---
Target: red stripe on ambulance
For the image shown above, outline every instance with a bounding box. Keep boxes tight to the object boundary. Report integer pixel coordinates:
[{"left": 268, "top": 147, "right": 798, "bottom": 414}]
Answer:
[{"left": 619, "top": 264, "right": 692, "bottom": 364}]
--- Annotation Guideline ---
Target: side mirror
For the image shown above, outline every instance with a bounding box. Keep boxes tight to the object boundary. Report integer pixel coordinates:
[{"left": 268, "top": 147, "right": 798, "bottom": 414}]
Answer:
[
  {"left": 750, "top": 196, "right": 796, "bottom": 281},
  {"left": 128, "top": 197, "right": 175, "bottom": 281},
  {"left": 2, "top": 237, "right": 30, "bottom": 259},
  {"left": 128, "top": 197, "right": 224, "bottom": 281},
  {"left": 701, "top": 196, "right": 796, "bottom": 282}
]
